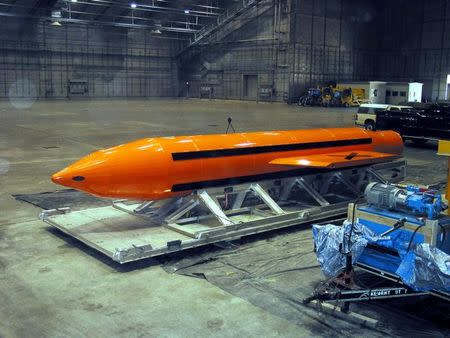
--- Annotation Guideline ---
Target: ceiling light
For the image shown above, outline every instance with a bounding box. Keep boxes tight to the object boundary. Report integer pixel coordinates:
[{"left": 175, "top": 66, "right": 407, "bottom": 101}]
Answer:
[
  {"left": 184, "top": 9, "right": 190, "bottom": 14},
  {"left": 130, "top": 2, "right": 137, "bottom": 8},
  {"left": 51, "top": 10, "right": 62, "bottom": 18},
  {"left": 51, "top": 21, "right": 62, "bottom": 26},
  {"left": 71, "top": 0, "right": 78, "bottom": 3}
]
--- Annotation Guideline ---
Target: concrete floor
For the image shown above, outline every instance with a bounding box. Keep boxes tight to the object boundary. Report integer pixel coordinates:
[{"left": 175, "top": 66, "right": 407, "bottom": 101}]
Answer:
[{"left": 0, "top": 98, "right": 446, "bottom": 337}]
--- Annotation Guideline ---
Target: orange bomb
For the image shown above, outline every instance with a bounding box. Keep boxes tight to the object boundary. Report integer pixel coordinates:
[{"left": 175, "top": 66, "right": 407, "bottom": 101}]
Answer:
[{"left": 52, "top": 128, "right": 403, "bottom": 200}]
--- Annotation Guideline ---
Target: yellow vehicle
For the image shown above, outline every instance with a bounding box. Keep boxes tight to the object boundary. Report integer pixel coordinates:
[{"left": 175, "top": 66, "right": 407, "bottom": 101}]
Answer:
[
  {"left": 321, "top": 86, "right": 334, "bottom": 106},
  {"left": 350, "top": 87, "right": 365, "bottom": 98},
  {"left": 339, "top": 88, "right": 353, "bottom": 107},
  {"left": 335, "top": 86, "right": 367, "bottom": 106},
  {"left": 314, "top": 85, "right": 369, "bottom": 107}
]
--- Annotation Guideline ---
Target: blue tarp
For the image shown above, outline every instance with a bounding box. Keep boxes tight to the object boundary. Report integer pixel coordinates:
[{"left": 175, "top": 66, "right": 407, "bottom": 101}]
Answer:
[
  {"left": 312, "top": 220, "right": 379, "bottom": 278},
  {"left": 312, "top": 221, "right": 450, "bottom": 292},
  {"left": 397, "top": 244, "right": 450, "bottom": 291}
]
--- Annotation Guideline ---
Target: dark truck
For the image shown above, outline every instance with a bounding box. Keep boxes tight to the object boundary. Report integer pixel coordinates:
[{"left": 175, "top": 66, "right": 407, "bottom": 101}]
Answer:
[{"left": 375, "top": 102, "right": 450, "bottom": 144}]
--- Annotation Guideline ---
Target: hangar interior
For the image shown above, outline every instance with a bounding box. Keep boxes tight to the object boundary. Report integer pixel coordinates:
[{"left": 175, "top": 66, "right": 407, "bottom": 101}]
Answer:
[
  {"left": 4, "top": 0, "right": 450, "bottom": 101},
  {"left": 0, "top": 0, "right": 449, "bottom": 337}
]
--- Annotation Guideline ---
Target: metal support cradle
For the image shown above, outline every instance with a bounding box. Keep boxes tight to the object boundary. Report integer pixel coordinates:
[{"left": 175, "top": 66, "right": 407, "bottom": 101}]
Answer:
[{"left": 40, "top": 160, "right": 406, "bottom": 263}]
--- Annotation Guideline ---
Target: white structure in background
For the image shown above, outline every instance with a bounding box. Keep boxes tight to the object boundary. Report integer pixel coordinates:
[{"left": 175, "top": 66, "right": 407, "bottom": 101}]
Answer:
[
  {"left": 369, "top": 81, "right": 387, "bottom": 104},
  {"left": 446, "top": 74, "right": 450, "bottom": 100},
  {"left": 337, "top": 81, "right": 424, "bottom": 104},
  {"left": 384, "top": 82, "right": 409, "bottom": 104},
  {"left": 408, "top": 82, "right": 423, "bottom": 102}
]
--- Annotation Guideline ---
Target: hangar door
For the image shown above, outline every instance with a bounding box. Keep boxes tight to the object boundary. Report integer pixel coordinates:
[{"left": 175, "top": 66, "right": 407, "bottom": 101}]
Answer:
[{"left": 243, "top": 75, "right": 258, "bottom": 100}]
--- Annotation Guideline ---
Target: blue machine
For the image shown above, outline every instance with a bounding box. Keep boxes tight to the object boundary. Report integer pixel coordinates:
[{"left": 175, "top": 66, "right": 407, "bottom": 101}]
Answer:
[
  {"left": 357, "top": 183, "right": 450, "bottom": 291},
  {"left": 309, "top": 183, "right": 449, "bottom": 309},
  {"left": 312, "top": 183, "right": 450, "bottom": 293},
  {"left": 364, "top": 182, "right": 444, "bottom": 220}
]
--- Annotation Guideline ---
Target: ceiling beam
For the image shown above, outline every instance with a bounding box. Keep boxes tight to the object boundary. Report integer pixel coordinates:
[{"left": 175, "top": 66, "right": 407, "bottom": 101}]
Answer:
[
  {"left": 0, "top": 10, "right": 198, "bottom": 35},
  {"left": 64, "top": 0, "right": 222, "bottom": 18},
  {"left": 66, "top": 8, "right": 203, "bottom": 28}
]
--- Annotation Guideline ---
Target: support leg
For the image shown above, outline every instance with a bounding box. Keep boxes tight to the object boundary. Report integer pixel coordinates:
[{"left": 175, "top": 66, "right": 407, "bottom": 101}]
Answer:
[
  {"left": 297, "top": 177, "right": 330, "bottom": 206},
  {"left": 279, "top": 178, "right": 298, "bottom": 201},
  {"left": 232, "top": 190, "right": 248, "bottom": 209},
  {"left": 198, "top": 190, "right": 234, "bottom": 226},
  {"left": 165, "top": 200, "right": 199, "bottom": 224},
  {"left": 335, "top": 172, "right": 361, "bottom": 197},
  {"left": 250, "top": 183, "right": 284, "bottom": 215}
]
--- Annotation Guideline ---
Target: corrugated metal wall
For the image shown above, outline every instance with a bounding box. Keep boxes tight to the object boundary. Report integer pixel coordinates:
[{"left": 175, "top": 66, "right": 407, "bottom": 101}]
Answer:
[
  {"left": 3, "top": 0, "right": 450, "bottom": 101},
  {"left": 179, "top": 0, "right": 381, "bottom": 102},
  {"left": 375, "top": 0, "right": 450, "bottom": 100},
  {"left": 0, "top": 18, "right": 181, "bottom": 99},
  {"left": 290, "top": 0, "right": 379, "bottom": 97},
  {"left": 180, "top": 0, "right": 450, "bottom": 102},
  {"left": 178, "top": 1, "right": 288, "bottom": 101}
]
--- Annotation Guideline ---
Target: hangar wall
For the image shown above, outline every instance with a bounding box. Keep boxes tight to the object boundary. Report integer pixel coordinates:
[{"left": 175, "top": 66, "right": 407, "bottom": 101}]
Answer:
[
  {"left": 180, "top": 0, "right": 450, "bottom": 102},
  {"left": 177, "top": 1, "right": 287, "bottom": 101},
  {"left": 179, "top": 0, "right": 380, "bottom": 102},
  {"left": 0, "top": 18, "right": 181, "bottom": 99},
  {"left": 3, "top": 0, "right": 450, "bottom": 101},
  {"left": 290, "top": 0, "right": 378, "bottom": 97},
  {"left": 376, "top": 0, "right": 450, "bottom": 101}
]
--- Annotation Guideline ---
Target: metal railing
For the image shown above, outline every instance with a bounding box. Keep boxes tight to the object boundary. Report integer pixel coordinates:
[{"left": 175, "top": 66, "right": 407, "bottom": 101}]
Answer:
[{"left": 189, "top": 0, "right": 261, "bottom": 46}]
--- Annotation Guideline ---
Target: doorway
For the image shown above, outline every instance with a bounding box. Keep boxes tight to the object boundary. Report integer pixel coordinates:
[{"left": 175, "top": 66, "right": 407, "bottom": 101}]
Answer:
[{"left": 243, "top": 75, "right": 258, "bottom": 100}]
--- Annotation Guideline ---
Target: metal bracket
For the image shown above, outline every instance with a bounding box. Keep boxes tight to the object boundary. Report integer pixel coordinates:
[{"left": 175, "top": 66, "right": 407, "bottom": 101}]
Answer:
[
  {"left": 39, "top": 207, "right": 71, "bottom": 220},
  {"left": 167, "top": 240, "right": 182, "bottom": 251},
  {"left": 134, "top": 201, "right": 155, "bottom": 213}
]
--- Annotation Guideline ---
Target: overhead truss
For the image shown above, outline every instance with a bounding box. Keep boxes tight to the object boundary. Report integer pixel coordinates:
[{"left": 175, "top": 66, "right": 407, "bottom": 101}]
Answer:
[{"left": 0, "top": 0, "right": 224, "bottom": 36}]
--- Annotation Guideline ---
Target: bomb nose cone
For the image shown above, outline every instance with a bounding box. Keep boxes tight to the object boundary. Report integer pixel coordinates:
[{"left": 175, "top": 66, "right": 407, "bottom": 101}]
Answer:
[
  {"left": 51, "top": 168, "right": 73, "bottom": 186},
  {"left": 51, "top": 165, "right": 87, "bottom": 187},
  {"left": 51, "top": 172, "right": 62, "bottom": 184},
  {"left": 51, "top": 149, "right": 113, "bottom": 193}
]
